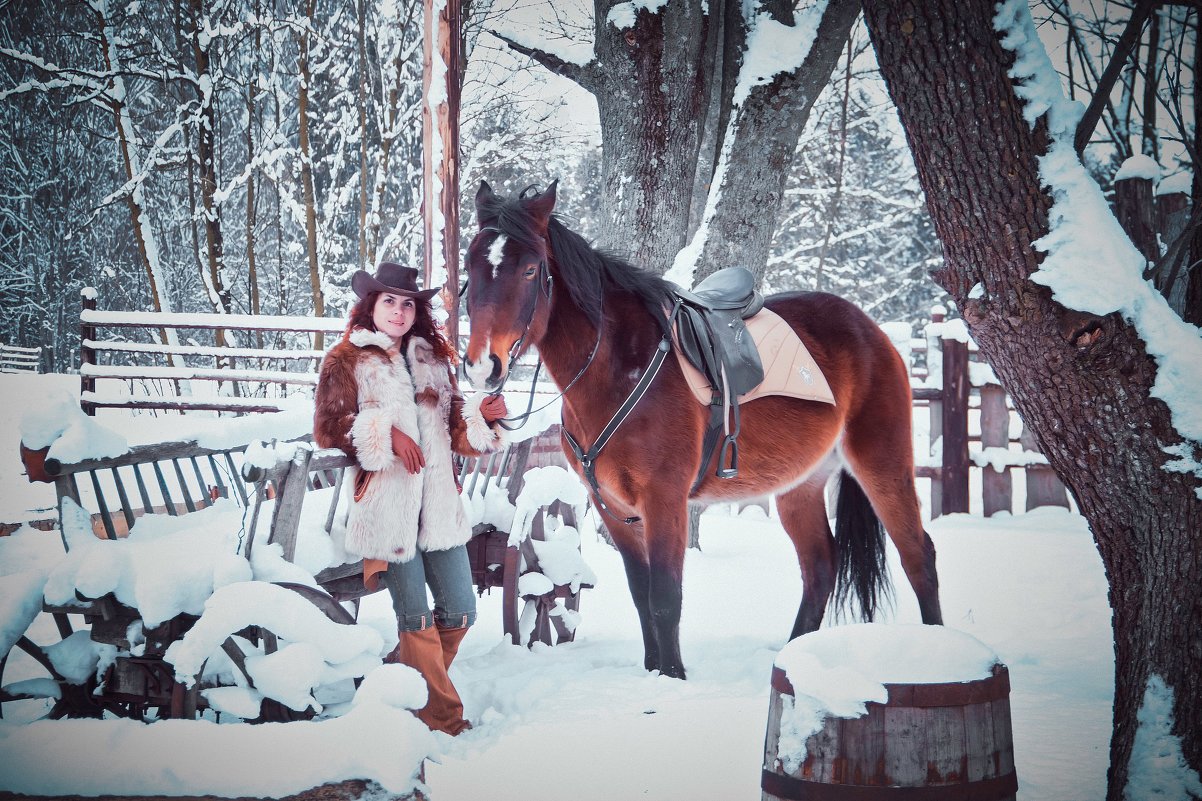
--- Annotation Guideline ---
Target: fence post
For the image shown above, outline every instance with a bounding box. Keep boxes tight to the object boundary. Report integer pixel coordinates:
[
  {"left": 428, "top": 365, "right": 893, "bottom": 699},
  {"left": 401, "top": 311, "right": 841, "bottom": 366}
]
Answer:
[
  {"left": 1113, "top": 171, "right": 1158, "bottom": 263},
  {"left": 940, "top": 327, "right": 970, "bottom": 515},
  {"left": 1019, "top": 425, "right": 1069, "bottom": 511},
  {"left": 80, "top": 288, "right": 97, "bottom": 416},
  {"left": 926, "top": 308, "right": 944, "bottom": 518},
  {"left": 979, "top": 383, "right": 1011, "bottom": 516},
  {"left": 1155, "top": 186, "right": 1190, "bottom": 315}
]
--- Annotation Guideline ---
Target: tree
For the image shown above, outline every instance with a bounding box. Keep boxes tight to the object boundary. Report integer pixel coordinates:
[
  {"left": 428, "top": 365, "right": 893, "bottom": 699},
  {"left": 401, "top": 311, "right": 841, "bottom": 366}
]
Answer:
[
  {"left": 862, "top": 2, "right": 1202, "bottom": 797},
  {"left": 489, "top": 0, "right": 856, "bottom": 285}
]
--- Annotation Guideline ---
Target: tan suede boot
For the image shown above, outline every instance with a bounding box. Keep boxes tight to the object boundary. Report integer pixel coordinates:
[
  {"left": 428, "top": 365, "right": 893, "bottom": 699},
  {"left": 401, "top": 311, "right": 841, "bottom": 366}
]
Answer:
[{"left": 395, "top": 626, "right": 470, "bottom": 735}]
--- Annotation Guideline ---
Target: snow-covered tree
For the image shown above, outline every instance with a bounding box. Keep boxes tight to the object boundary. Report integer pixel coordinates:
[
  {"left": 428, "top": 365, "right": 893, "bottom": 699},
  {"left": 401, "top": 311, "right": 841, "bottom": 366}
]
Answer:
[{"left": 863, "top": 2, "right": 1202, "bottom": 795}]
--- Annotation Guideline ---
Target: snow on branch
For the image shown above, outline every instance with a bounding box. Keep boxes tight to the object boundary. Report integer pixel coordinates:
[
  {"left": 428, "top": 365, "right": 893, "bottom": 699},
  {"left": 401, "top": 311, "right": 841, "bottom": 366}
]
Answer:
[{"left": 487, "top": 30, "right": 596, "bottom": 92}]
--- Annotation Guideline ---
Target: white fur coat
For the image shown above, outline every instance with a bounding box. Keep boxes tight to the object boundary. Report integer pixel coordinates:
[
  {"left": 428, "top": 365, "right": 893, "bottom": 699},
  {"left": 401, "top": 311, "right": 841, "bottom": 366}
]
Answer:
[{"left": 314, "top": 328, "right": 505, "bottom": 562}]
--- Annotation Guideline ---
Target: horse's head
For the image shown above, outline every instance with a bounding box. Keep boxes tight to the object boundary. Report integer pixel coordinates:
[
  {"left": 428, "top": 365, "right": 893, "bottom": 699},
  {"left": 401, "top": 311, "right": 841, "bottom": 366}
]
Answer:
[{"left": 462, "top": 180, "right": 558, "bottom": 390}]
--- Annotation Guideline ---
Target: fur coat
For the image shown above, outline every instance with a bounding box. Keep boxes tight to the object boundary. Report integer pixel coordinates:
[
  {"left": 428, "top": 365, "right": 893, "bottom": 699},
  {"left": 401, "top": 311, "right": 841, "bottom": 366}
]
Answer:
[{"left": 313, "top": 328, "right": 505, "bottom": 562}]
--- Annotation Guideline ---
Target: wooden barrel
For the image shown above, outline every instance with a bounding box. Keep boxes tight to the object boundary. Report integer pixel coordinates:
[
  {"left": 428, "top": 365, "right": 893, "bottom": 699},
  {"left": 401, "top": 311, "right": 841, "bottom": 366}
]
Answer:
[{"left": 762, "top": 662, "right": 1016, "bottom": 800}]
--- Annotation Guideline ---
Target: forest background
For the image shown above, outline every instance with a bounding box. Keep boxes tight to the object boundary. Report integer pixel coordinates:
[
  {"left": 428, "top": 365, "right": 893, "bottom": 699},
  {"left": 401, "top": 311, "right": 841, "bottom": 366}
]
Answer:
[{"left": 9, "top": 0, "right": 1191, "bottom": 369}]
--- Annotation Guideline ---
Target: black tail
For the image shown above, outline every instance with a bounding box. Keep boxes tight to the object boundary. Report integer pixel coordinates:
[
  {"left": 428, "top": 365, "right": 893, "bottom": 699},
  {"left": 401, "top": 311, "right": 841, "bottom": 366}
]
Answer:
[{"left": 833, "top": 470, "right": 893, "bottom": 621}]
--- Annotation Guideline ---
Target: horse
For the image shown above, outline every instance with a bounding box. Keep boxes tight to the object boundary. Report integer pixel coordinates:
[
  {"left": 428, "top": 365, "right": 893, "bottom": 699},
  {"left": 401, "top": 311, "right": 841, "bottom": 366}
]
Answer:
[{"left": 462, "top": 181, "right": 942, "bottom": 679}]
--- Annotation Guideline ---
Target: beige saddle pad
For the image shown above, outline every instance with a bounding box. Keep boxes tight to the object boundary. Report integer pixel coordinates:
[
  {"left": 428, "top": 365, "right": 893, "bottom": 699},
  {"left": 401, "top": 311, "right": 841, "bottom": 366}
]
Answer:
[{"left": 673, "top": 307, "right": 835, "bottom": 407}]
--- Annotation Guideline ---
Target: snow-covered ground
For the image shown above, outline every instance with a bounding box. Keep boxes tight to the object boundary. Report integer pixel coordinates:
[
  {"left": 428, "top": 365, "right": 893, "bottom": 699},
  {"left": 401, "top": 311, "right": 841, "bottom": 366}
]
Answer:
[{"left": 0, "top": 373, "right": 1118, "bottom": 799}]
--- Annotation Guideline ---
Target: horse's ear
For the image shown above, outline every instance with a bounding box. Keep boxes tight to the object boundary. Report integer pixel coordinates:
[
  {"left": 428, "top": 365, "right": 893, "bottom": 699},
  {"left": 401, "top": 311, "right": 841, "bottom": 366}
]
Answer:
[
  {"left": 475, "top": 180, "right": 497, "bottom": 227},
  {"left": 524, "top": 180, "right": 558, "bottom": 228}
]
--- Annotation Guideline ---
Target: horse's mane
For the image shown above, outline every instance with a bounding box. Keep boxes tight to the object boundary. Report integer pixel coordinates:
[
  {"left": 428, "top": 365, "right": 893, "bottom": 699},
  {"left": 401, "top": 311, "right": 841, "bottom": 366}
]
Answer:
[{"left": 479, "top": 188, "right": 675, "bottom": 334}]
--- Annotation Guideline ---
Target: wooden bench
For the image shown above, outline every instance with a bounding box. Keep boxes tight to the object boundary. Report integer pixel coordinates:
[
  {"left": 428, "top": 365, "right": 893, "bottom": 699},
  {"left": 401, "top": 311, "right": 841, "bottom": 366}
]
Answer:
[{"left": 3, "top": 426, "right": 590, "bottom": 721}]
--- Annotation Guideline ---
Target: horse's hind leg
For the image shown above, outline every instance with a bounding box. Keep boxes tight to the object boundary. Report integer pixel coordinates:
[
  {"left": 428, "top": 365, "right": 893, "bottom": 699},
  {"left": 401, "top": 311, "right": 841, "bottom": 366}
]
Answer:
[
  {"left": 776, "top": 471, "right": 839, "bottom": 639},
  {"left": 841, "top": 436, "right": 943, "bottom": 626}
]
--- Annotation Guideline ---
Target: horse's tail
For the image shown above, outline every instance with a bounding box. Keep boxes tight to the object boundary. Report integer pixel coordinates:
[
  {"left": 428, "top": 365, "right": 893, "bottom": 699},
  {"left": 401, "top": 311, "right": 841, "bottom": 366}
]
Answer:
[{"left": 833, "top": 469, "right": 893, "bottom": 621}]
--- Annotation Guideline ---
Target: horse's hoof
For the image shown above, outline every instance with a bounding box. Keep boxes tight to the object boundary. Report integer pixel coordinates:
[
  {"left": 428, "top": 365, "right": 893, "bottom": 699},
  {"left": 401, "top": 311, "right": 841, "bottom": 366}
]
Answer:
[{"left": 659, "top": 664, "right": 687, "bottom": 680}]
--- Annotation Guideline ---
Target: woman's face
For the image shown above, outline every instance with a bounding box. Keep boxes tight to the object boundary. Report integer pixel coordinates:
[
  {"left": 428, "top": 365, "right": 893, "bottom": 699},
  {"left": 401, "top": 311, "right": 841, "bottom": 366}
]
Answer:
[{"left": 373, "top": 292, "right": 418, "bottom": 341}]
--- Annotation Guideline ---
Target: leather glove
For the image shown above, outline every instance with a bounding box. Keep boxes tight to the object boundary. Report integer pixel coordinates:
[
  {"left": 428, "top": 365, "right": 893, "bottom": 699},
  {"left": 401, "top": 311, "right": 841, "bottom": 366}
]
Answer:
[
  {"left": 480, "top": 394, "right": 508, "bottom": 423},
  {"left": 390, "top": 428, "right": 425, "bottom": 474}
]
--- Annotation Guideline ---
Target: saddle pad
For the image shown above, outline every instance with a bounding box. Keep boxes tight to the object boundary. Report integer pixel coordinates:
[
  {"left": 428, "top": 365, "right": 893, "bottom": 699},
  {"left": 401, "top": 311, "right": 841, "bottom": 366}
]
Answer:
[{"left": 673, "top": 308, "right": 835, "bottom": 407}]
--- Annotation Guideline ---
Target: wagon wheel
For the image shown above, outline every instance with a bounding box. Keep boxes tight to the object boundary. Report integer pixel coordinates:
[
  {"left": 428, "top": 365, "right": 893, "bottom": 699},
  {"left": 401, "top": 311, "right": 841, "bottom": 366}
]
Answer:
[
  {"left": 202, "top": 581, "right": 359, "bottom": 724},
  {"left": 0, "top": 611, "right": 105, "bottom": 721}
]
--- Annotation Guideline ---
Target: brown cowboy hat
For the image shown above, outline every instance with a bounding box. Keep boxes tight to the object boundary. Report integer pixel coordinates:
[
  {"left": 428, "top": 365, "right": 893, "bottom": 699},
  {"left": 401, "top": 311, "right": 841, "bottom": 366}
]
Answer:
[{"left": 351, "top": 262, "right": 440, "bottom": 301}]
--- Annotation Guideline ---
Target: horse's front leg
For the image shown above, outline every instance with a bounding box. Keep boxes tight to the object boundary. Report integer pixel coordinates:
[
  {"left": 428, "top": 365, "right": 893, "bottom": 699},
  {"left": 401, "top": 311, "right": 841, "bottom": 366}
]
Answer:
[
  {"left": 603, "top": 516, "right": 661, "bottom": 672},
  {"left": 642, "top": 500, "right": 688, "bottom": 679}
]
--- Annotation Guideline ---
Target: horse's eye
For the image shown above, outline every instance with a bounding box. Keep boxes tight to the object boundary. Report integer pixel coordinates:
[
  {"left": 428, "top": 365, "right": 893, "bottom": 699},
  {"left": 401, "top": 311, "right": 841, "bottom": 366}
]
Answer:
[{"left": 523, "top": 264, "right": 538, "bottom": 279}]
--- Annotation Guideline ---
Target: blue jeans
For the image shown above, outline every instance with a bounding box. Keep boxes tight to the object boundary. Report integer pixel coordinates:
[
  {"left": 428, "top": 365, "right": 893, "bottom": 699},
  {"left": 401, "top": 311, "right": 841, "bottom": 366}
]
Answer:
[{"left": 382, "top": 544, "right": 477, "bottom": 632}]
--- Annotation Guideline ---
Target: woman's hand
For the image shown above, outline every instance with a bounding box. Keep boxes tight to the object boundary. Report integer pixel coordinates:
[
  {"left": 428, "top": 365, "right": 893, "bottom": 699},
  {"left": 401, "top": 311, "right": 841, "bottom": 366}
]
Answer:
[
  {"left": 480, "top": 394, "right": 508, "bottom": 423},
  {"left": 390, "top": 428, "right": 425, "bottom": 474}
]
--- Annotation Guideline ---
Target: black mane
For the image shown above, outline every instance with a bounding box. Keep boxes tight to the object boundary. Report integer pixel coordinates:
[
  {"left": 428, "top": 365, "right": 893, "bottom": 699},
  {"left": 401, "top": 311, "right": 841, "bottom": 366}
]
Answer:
[{"left": 478, "top": 189, "right": 675, "bottom": 333}]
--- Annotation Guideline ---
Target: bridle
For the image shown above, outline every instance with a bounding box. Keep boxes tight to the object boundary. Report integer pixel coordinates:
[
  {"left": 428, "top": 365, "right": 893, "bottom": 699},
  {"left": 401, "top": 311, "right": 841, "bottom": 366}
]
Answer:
[
  {"left": 461, "top": 227, "right": 604, "bottom": 431},
  {"left": 463, "top": 225, "right": 680, "bottom": 526}
]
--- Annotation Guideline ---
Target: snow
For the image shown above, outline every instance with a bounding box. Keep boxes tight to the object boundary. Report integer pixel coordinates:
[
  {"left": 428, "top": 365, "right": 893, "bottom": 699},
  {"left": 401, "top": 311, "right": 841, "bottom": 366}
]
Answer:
[
  {"left": 995, "top": 1, "right": 1202, "bottom": 490},
  {"left": 20, "top": 390, "right": 128, "bottom": 463},
  {"left": 0, "top": 375, "right": 1164, "bottom": 800},
  {"left": 1113, "top": 154, "right": 1160, "bottom": 182},
  {"left": 973, "top": 446, "right": 1048, "bottom": 472},
  {"left": 774, "top": 623, "right": 998, "bottom": 768},
  {"left": 732, "top": 1, "right": 828, "bottom": 106},
  {"left": 1125, "top": 675, "right": 1202, "bottom": 799},
  {"left": 0, "top": 667, "right": 433, "bottom": 797},
  {"left": 605, "top": 0, "right": 669, "bottom": 30}
]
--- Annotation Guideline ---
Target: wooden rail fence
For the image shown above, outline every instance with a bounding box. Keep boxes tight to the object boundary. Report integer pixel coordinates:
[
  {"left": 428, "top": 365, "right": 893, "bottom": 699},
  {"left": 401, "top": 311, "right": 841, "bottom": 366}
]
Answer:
[{"left": 73, "top": 294, "right": 1065, "bottom": 518}]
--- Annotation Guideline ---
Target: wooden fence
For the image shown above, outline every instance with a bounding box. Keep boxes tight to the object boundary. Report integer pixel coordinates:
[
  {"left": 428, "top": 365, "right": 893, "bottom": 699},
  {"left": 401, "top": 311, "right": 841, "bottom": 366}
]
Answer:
[
  {"left": 78, "top": 290, "right": 343, "bottom": 415},
  {"left": 904, "top": 308, "right": 1067, "bottom": 518},
  {"left": 74, "top": 293, "right": 1065, "bottom": 518},
  {"left": 1, "top": 342, "right": 40, "bottom": 374}
]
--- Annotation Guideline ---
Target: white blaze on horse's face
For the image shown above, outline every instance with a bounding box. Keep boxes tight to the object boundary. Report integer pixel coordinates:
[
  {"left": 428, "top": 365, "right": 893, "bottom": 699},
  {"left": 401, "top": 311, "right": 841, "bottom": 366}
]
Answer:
[
  {"left": 487, "top": 234, "right": 508, "bottom": 279},
  {"left": 464, "top": 231, "right": 527, "bottom": 390}
]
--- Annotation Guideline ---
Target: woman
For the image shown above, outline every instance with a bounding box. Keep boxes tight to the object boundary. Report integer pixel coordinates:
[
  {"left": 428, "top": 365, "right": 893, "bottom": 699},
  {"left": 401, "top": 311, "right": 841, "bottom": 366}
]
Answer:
[{"left": 314, "top": 261, "right": 507, "bottom": 735}]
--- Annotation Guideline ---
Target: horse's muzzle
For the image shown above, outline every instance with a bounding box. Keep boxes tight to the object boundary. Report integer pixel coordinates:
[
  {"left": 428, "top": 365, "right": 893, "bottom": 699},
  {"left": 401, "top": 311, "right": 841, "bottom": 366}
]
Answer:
[{"left": 464, "top": 353, "right": 504, "bottom": 390}]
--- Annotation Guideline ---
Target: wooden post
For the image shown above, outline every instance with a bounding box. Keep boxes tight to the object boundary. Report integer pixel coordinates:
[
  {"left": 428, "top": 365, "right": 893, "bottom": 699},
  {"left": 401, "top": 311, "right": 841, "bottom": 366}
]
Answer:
[
  {"left": 1019, "top": 425, "right": 1069, "bottom": 511},
  {"left": 926, "top": 308, "right": 944, "bottom": 518},
  {"left": 979, "top": 384, "right": 1012, "bottom": 517},
  {"left": 422, "top": 0, "right": 462, "bottom": 346},
  {"left": 1156, "top": 188, "right": 1190, "bottom": 315},
  {"left": 1114, "top": 173, "right": 1158, "bottom": 265},
  {"left": 940, "top": 332, "right": 970, "bottom": 515},
  {"left": 80, "top": 289, "right": 98, "bottom": 416}
]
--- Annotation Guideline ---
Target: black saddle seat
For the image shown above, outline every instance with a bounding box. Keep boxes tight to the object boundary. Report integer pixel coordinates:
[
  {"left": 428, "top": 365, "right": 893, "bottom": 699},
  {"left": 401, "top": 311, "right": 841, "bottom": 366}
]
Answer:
[
  {"left": 672, "top": 267, "right": 765, "bottom": 398},
  {"left": 675, "top": 266, "right": 764, "bottom": 318}
]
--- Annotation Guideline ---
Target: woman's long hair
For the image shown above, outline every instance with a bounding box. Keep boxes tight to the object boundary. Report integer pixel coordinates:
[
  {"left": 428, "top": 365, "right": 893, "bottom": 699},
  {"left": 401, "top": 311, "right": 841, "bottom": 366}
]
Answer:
[{"left": 347, "top": 290, "right": 458, "bottom": 365}]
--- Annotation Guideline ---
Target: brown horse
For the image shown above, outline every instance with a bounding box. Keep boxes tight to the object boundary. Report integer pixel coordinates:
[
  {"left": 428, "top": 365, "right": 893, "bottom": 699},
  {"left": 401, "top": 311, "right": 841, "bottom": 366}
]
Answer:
[{"left": 463, "top": 181, "right": 942, "bottom": 679}]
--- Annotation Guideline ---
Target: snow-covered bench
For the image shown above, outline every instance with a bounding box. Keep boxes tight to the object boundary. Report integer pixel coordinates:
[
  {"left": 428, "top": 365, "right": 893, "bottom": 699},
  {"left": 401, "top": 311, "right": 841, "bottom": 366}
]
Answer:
[{"left": 3, "top": 421, "right": 593, "bottom": 723}]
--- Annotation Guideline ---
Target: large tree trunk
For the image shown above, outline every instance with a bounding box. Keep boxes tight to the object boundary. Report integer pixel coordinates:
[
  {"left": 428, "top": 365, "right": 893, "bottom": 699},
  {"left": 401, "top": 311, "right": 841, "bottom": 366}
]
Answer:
[
  {"left": 863, "top": 3, "right": 1202, "bottom": 798},
  {"left": 590, "top": 1, "right": 714, "bottom": 270},
  {"left": 690, "top": 0, "right": 859, "bottom": 285}
]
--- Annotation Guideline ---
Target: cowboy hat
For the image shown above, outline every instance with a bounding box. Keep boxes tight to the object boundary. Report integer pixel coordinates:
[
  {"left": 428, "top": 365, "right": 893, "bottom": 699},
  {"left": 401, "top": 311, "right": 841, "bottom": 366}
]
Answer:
[{"left": 351, "top": 262, "right": 440, "bottom": 301}]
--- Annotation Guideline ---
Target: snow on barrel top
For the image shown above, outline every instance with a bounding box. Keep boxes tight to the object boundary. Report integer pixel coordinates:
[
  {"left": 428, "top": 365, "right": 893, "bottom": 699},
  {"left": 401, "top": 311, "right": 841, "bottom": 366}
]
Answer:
[{"left": 776, "top": 623, "right": 999, "bottom": 691}]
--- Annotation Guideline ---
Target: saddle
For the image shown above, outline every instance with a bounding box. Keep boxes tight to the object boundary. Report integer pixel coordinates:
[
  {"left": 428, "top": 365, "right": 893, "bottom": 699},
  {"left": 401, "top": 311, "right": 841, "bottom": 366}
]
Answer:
[{"left": 671, "top": 267, "right": 766, "bottom": 489}]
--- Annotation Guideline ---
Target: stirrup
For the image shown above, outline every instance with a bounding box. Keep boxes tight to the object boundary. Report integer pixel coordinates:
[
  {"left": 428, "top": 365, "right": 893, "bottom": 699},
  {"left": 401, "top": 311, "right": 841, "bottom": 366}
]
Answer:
[{"left": 716, "top": 436, "right": 739, "bottom": 479}]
